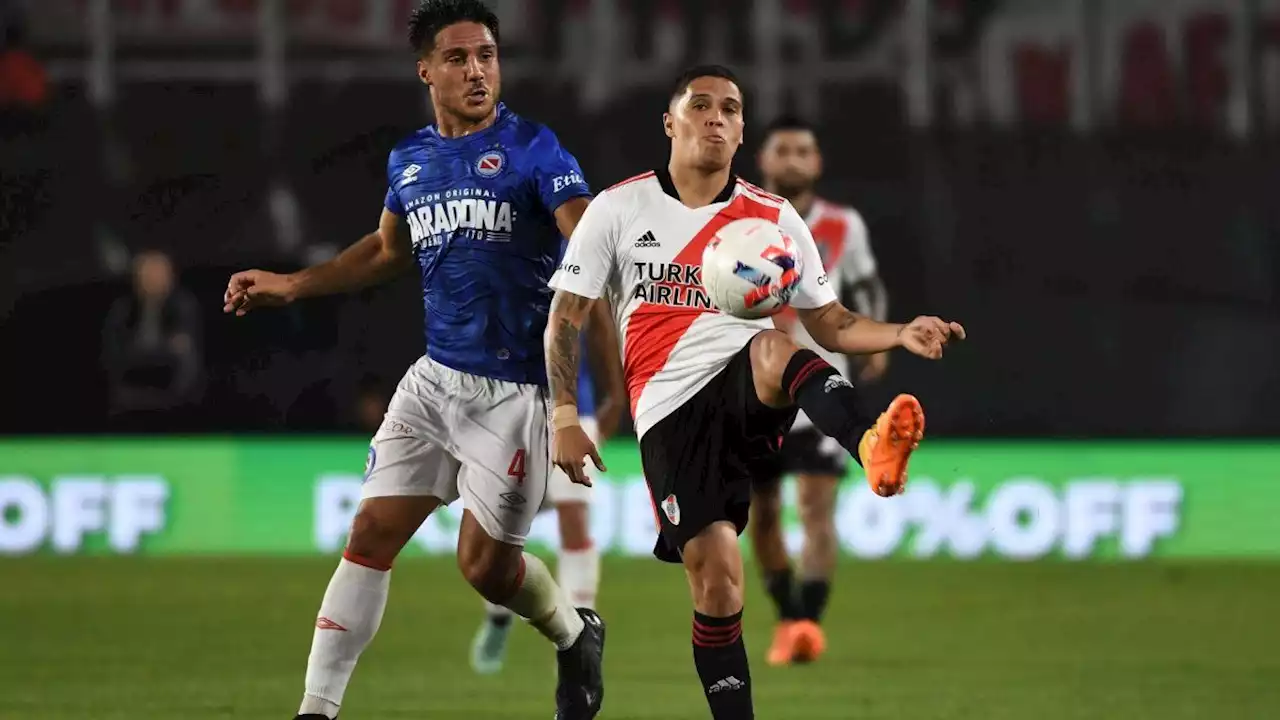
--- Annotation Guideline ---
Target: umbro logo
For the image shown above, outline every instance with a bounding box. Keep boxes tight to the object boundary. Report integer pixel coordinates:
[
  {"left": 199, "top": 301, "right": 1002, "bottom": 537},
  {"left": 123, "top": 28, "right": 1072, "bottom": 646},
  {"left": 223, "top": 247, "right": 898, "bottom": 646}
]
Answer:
[
  {"left": 401, "top": 163, "right": 421, "bottom": 182},
  {"left": 634, "top": 230, "right": 660, "bottom": 248},
  {"left": 315, "top": 616, "right": 348, "bottom": 631}
]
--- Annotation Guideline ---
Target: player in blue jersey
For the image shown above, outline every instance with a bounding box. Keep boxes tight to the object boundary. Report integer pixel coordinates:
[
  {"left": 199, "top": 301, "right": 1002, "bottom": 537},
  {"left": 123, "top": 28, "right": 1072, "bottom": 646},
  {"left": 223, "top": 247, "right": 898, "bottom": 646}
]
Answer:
[
  {"left": 470, "top": 312, "right": 624, "bottom": 674},
  {"left": 222, "top": 2, "right": 621, "bottom": 718}
]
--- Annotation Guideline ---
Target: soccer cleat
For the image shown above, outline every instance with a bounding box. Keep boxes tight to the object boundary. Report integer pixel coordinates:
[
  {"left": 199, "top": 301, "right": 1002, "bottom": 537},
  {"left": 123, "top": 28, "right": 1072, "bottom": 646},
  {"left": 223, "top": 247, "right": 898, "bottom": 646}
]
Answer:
[
  {"left": 555, "top": 608, "right": 606, "bottom": 720},
  {"left": 789, "top": 620, "right": 827, "bottom": 664},
  {"left": 765, "top": 621, "right": 798, "bottom": 666},
  {"left": 858, "top": 394, "right": 925, "bottom": 497},
  {"left": 470, "top": 615, "right": 513, "bottom": 675},
  {"left": 294, "top": 715, "right": 334, "bottom": 719}
]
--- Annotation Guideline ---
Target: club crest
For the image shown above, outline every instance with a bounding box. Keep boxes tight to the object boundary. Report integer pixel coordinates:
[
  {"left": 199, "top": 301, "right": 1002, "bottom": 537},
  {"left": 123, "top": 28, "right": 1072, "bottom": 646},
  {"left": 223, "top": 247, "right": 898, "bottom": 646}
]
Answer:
[
  {"left": 662, "top": 494, "right": 681, "bottom": 526},
  {"left": 475, "top": 149, "right": 506, "bottom": 178}
]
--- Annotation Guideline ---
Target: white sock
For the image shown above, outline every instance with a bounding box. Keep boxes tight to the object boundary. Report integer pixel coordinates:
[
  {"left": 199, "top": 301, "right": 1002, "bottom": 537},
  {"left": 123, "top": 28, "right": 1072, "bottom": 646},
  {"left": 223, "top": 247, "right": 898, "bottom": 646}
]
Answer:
[
  {"left": 299, "top": 557, "right": 390, "bottom": 716},
  {"left": 503, "top": 552, "right": 585, "bottom": 651},
  {"left": 557, "top": 545, "right": 600, "bottom": 609},
  {"left": 484, "top": 599, "right": 514, "bottom": 622}
]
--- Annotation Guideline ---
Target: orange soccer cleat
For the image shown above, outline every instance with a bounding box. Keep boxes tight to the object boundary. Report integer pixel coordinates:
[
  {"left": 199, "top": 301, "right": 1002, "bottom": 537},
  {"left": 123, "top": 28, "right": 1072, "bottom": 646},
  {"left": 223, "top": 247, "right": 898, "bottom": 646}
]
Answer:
[
  {"left": 789, "top": 620, "right": 827, "bottom": 664},
  {"left": 858, "top": 394, "right": 926, "bottom": 497},
  {"left": 766, "top": 621, "right": 799, "bottom": 666}
]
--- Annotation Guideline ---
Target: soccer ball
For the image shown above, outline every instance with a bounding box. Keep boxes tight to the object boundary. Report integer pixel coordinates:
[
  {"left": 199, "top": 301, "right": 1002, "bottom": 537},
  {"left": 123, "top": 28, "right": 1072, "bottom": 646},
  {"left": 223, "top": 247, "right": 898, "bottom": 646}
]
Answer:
[{"left": 700, "top": 217, "right": 803, "bottom": 319}]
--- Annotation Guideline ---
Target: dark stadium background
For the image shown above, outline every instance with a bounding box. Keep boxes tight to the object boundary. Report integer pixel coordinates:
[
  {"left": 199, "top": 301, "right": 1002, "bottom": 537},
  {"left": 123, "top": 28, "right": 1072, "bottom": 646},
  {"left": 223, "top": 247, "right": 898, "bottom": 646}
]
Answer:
[{"left": 2, "top": 2, "right": 1278, "bottom": 719}]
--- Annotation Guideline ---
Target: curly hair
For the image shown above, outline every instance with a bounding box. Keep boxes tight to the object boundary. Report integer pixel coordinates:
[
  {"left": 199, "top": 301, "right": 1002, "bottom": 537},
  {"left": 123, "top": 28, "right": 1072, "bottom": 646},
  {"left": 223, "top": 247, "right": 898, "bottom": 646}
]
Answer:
[{"left": 407, "top": 0, "right": 500, "bottom": 55}]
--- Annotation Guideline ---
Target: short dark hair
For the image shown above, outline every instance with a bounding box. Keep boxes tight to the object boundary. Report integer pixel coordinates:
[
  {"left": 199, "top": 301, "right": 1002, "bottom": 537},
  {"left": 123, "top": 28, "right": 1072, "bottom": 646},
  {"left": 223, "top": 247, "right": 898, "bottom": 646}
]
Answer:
[
  {"left": 669, "top": 64, "right": 743, "bottom": 105},
  {"left": 762, "top": 114, "right": 815, "bottom": 139},
  {"left": 407, "top": 0, "right": 501, "bottom": 56}
]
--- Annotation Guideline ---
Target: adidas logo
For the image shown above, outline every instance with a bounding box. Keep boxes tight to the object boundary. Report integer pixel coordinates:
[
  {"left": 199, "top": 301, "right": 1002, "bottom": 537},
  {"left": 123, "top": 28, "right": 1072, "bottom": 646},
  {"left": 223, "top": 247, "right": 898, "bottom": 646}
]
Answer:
[
  {"left": 707, "top": 676, "right": 746, "bottom": 694},
  {"left": 824, "top": 374, "right": 852, "bottom": 393},
  {"left": 634, "top": 230, "right": 660, "bottom": 248}
]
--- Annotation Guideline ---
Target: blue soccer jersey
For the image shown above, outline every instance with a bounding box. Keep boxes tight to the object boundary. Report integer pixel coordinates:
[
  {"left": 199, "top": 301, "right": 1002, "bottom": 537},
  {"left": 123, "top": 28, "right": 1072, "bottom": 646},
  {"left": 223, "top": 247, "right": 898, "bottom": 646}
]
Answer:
[{"left": 384, "top": 103, "right": 591, "bottom": 385}]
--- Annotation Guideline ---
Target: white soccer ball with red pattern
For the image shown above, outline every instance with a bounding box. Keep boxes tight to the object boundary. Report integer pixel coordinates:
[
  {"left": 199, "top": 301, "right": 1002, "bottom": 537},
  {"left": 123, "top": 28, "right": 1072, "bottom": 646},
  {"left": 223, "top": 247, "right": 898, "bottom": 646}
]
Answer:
[{"left": 700, "top": 217, "right": 803, "bottom": 319}]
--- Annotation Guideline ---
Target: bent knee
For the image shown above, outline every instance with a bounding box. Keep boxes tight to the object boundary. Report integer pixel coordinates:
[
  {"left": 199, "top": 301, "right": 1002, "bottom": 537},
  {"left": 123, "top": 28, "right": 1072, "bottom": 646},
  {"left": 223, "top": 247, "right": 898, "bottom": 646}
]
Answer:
[
  {"left": 457, "top": 532, "right": 523, "bottom": 602},
  {"left": 346, "top": 506, "right": 421, "bottom": 566},
  {"left": 797, "top": 495, "right": 837, "bottom": 528},
  {"left": 691, "top": 569, "right": 744, "bottom": 617},
  {"left": 685, "top": 547, "right": 745, "bottom": 615},
  {"left": 750, "top": 330, "right": 802, "bottom": 405},
  {"left": 803, "top": 522, "right": 838, "bottom": 555}
]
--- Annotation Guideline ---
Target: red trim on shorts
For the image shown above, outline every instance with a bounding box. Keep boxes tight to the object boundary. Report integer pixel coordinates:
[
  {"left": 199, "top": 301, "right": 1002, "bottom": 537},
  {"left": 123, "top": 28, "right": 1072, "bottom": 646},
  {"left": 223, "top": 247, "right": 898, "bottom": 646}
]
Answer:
[
  {"left": 343, "top": 548, "right": 392, "bottom": 571},
  {"left": 640, "top": 475, "right": 663, "bottom": 532}
]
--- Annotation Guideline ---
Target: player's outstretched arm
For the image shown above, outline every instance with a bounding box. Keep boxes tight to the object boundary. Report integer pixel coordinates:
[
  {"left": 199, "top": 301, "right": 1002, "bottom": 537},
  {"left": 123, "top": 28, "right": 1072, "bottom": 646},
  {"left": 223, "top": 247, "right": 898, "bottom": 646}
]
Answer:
[
  {"left": 546, "top": 289, "right": 606, "bottom": 485},
  {"left": 223, "top": 209, "right": 413, "bottom": 316},
  {"left": 797, "top": 301, "right": 966, "bottom": 360},
  {"left": 842, "top": 274, "right": 891, "bottom": 380}
]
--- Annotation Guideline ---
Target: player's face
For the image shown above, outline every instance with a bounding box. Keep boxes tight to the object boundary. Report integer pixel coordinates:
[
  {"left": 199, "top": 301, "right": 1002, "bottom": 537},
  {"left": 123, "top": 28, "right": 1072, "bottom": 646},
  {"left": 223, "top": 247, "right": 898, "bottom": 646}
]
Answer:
[
  {"left": 133, "top": 252, "right": 174, "bottom": 299},
  {"left": 664, "top": 76, "right": 745, "bottom": 172},
  {"left": 758, "top": 129, "right": 821, "bottom": 197},
  {"left": 418, "top": 22, "right": 501, "bottom": 125}
]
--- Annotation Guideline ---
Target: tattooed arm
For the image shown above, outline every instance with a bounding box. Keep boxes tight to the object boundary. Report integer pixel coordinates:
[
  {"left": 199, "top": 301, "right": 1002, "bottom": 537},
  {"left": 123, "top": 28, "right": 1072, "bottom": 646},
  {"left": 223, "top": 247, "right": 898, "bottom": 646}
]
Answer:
[
  {"left": 552, "top": 196, "right": 627, "bottom": 437},
  {"left": 546, "top": 290, "right": 597, "bottom": 409},
  {"left": 797, "top": 301, "right": 904, "bottom": 356},
  {"left": 546, "top": 289, "right": 606, "bottom": 484},
  {"left": 545, "top": 190, "right": 621, "bottom": 484},
  {"left": 798, "top": 301, "right": 966, "bottom": 360}
]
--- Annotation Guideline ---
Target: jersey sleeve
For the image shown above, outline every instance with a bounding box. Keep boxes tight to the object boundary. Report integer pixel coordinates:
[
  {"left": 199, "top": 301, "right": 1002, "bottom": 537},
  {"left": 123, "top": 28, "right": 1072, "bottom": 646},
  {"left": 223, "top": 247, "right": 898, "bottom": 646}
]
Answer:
[
  {"left": 384, "top": 186, "right": 405, "bottom": 216},
  {"left": 836, "top": 209, "right": 877, "bottom": 282},
  {"left": 383, "top": 150, "right": 406, "bottom": 216},
  {"left": 530, "top": 126, "right": 592, "bottom": 214},
  {"left": 548, "top": 191, "right": 618, "bottom": 300},
  {"left": 779, "top": 201, "right": 838, "bottom": 309}
]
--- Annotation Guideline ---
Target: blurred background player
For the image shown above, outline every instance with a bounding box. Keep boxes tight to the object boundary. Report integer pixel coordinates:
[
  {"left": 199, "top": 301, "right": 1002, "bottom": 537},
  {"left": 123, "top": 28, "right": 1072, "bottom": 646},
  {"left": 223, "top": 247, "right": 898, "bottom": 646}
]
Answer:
[
  {"left": 102, "top": 250, "right": 205, "bottom": 431},
  {"left": 222, "top": 1, "right": 616, "bottom": 718},
  {"left": 749, "top": 115, "right": 889, "bottom": 666},
  {"left": 472, "top": 303, "right": 626, "bottom": 675}
]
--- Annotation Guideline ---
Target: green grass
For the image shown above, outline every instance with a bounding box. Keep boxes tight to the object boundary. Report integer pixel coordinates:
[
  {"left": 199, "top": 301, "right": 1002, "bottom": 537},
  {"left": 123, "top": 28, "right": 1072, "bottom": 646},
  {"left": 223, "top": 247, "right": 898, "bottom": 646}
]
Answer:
[{"left": 1, "top": 557, "right": 1278, "bottom": 719}]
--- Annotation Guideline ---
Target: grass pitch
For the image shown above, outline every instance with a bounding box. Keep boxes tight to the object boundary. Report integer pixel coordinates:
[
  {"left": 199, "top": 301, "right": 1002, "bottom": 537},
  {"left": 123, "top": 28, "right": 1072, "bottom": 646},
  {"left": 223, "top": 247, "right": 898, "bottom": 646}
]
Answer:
[{"left": 2, "top": 557, "right": 1278, "bottom": 719}]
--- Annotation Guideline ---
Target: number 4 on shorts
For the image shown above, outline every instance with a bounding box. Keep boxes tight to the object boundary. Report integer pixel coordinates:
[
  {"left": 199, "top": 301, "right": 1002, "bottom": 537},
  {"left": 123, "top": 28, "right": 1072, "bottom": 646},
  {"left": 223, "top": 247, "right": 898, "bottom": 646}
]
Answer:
[{"left": 507, "top": 449, "right": 526, "bottom": 485}]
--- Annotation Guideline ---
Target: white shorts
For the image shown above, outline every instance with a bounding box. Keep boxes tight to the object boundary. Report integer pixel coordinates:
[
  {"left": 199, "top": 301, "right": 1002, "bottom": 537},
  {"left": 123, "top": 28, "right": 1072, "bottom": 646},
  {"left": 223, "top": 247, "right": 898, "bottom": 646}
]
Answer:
[
  {"left": 542, "top": 417, "right": 598, "bottom": 508},
  {"left": 362, "top": 356, "right": 549, "bottom": 546}
]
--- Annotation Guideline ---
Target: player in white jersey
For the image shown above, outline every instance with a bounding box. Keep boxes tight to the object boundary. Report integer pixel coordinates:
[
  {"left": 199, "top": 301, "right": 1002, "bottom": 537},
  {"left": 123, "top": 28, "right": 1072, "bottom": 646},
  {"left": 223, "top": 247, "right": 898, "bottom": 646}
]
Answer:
[
  {"left": 543, "top": 65, "right": 966, "bottom": 718},
  {"left": 748, "top": 115, "right": 891, "bottom": 666}
]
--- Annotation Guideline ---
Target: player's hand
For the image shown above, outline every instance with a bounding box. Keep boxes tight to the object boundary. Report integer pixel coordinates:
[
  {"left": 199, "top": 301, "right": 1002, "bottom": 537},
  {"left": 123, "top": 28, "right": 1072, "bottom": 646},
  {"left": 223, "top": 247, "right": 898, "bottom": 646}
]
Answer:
[
  {"left": 552, "top": 425, "right": 606, "bottom": 487},
  {"left": 594, "top": 395, "right": 626, "bottom": 441},
  {"left": 223, "top": 269, "right": 296, "bottom": 316},
  {"left": 898, "top": 316, "right": 965, "bottom": 360},
  {"left": 858, "top": 351, "right": 890, "bottom": 383}
]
